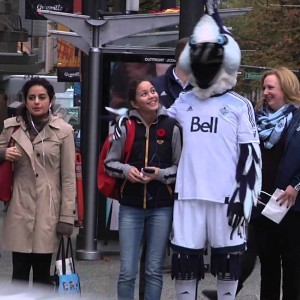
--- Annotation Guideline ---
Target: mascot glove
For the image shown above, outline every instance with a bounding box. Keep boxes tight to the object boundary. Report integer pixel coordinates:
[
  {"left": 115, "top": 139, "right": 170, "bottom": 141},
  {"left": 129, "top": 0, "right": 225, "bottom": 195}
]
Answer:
[
  {"left": 113, "top": 115, "right": 129, "bottom": 141},
  {"left": 227, "top": 200, "right": 245, "bottom": 240},
  {"left": 57, "top": 221, "right": 74, "bottom": 237},
  {"left": 104, "top": 106, "right": 129, "bottom": 141}
]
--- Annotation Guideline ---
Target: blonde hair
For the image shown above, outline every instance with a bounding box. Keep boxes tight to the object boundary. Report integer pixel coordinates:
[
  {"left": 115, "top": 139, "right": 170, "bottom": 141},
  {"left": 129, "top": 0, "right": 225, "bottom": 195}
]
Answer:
[{"left": 255, "top": 67, "right": 300, "bottom": 111}]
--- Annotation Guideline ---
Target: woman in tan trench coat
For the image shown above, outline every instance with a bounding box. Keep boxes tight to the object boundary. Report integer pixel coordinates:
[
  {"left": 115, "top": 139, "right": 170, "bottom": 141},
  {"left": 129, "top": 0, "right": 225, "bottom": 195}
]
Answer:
[{"left": 0, "top": 77, "right": 76, "bottom": 285}]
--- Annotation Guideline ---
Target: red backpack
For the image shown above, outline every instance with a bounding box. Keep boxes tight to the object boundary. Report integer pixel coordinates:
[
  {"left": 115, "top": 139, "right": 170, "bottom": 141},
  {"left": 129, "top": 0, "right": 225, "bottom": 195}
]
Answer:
[{"left": 97, "top": 119, "right": 136, "bottom": 200}]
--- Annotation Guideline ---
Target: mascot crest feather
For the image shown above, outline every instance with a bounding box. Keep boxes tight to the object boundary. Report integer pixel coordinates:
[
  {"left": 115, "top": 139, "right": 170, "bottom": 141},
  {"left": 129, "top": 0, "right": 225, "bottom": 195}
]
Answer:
[{"left": 178, "top": 7, "right": 241, "bottom": 99}]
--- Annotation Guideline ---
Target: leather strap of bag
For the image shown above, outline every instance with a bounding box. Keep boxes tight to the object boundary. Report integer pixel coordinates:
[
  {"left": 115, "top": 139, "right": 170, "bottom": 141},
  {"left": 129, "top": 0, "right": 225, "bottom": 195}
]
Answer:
[{"left": 61, "top": 237, "right": 66, "bottom": 275}]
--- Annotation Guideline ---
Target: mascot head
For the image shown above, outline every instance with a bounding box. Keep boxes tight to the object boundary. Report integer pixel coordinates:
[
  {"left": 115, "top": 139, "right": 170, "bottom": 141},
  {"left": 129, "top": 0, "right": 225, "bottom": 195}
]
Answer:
[{"left": 178, "top": 12, "right": 241, "bottom": 99}]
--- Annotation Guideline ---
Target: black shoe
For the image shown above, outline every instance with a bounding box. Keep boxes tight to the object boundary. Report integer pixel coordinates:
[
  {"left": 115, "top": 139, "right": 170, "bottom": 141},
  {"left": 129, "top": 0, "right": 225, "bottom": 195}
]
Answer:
[{"left": 202, "top": 289, "right": 217, "bottom": 300}]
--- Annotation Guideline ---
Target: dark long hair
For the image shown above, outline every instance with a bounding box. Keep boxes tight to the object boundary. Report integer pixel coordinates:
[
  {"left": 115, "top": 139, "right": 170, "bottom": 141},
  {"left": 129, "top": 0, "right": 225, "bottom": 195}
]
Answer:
[
  {"left": 127, "top": 77, "right": 154, "bottom": 109},
  {"left": 16, "top": 77, "right": 55, "bottom": 126}
]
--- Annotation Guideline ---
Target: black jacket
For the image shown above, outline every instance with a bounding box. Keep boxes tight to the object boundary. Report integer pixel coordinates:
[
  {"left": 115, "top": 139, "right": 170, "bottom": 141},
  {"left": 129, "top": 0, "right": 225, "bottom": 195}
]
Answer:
[
  {"left": 152, "top": 65, "right": 193, "bottom": 109},
  {"left": 274, "top": 109, "right": 300, "bottom": 211}
]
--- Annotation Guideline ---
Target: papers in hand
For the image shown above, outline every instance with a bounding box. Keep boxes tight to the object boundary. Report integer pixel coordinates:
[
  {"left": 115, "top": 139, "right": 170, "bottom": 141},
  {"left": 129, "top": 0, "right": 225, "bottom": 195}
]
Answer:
[
  {"left": 261, "top": 188, "right": 290, "bottom": 224},
  {"left": 56, "top": 258, "right": 74, "bottom": 275}
]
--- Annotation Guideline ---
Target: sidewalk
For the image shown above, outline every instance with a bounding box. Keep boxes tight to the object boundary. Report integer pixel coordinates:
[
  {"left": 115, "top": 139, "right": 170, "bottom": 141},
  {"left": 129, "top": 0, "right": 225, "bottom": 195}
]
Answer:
[
  {"left": 0, "top": 209, "right": 260, "bottom": 299},
  {"left": 75, "top": 236, "right": 260, "bottom": 300}
]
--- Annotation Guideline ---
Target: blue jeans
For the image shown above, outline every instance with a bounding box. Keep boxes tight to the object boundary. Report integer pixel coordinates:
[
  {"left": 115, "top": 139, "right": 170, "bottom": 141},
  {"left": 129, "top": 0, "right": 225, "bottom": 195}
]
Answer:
[{"left": 118, "top": 205, "right": 173, "bottom": 300}]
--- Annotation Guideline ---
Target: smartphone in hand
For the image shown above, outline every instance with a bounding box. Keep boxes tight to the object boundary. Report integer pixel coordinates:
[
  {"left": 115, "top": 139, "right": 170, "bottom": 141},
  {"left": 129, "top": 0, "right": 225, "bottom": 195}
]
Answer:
[{"left": 143, "top": 168, "right": 155, "bottom": 174}]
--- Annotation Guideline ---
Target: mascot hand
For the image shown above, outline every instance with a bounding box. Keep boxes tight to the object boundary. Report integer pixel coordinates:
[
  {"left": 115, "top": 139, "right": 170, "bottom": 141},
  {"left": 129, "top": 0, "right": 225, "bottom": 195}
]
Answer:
[
  {"left": 105, "top": 107, "right": 129, "bottom": 140},
  {"left": 227, "top": 200, "right": 244, "bottom": 239},
  {"left": 227, "top": 143, "right": 261, "bottom": 239},
  {"left": 113, "top": 115, "right": 130, "bottom": 140},
  {"left": 231, "top": 143, "right": 262, "bottom": 218}
]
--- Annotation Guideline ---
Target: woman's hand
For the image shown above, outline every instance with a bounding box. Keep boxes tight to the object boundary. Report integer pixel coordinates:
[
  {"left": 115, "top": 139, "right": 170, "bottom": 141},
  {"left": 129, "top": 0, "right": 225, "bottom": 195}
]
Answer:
[
  {"left": 127, "top": 166, "right": 144, "bottom": 183},
  {"left": 5, "top": 146, "right": 22, "bottom": 162},
  {"left": 141, "top": 167, "right": 158, "bottom": 183},
  {"left": 276, "top": 185, "right": 298, "bottom": 208}
]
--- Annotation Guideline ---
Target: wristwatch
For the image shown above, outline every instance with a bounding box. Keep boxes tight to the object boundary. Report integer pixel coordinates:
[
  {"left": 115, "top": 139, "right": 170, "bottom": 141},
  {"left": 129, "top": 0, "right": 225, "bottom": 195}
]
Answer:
[{"left": 294, "top": 184, "right": 300, "bottom": 192}]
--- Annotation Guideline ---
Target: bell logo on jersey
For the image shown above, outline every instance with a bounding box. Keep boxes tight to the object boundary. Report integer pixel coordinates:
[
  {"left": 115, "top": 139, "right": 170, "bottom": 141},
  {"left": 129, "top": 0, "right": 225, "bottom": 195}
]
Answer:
[{"left": 190, "top": 116, "right": 218, "bottom": 133}]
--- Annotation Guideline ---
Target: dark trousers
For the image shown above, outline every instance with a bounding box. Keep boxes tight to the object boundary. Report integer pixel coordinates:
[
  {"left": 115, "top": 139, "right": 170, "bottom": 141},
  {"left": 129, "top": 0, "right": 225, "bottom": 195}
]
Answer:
[
  {"left": 252, "top": 211, "right": 300, "bottom": 300},
  {"left": 12, "top": 252, "right": 52, "bottom": 286}
]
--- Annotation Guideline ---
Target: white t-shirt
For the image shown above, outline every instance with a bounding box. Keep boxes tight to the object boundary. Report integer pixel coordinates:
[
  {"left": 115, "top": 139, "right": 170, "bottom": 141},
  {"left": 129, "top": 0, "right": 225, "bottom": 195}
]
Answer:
[{"left": 168, "top": 90, "right": 259, "bottom": 203}]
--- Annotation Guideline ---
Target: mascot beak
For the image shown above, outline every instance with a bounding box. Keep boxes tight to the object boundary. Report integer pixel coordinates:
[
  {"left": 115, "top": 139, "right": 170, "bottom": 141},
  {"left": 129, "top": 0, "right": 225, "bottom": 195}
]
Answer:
[
  {"left": 178, "top": 14, "right": 241, "bottom": 94},
  {"left": 189, "top": 35, "right": 228, "bottom": 89}
]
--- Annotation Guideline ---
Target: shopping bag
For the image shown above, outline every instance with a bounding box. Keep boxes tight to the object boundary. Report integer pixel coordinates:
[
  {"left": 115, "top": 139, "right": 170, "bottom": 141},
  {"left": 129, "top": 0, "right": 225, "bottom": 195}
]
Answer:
[
  {"left": 58, "top": 272, "right": 81, "bottom": 295},
  {"left": 52, "top": 236, "right": 81, "bottom": 296},
  {"left": 261, "top": 189, "right": 290, "bottom": 224}
]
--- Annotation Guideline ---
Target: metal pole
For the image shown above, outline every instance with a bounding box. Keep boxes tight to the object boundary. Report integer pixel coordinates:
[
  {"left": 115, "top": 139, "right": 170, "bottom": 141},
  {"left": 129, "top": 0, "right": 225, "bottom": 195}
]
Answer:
[
  {"left": 76, "top": 0, "right": 102, "bottom": 260},
  {"left": 75, "top": 2, "right": 91, "bottom": 255},
  {"left": 76, "top": 47, "right": 102, "bottom": 260},
  {"left": 179, "top": 0, "right": 204, "bottom": 38}
]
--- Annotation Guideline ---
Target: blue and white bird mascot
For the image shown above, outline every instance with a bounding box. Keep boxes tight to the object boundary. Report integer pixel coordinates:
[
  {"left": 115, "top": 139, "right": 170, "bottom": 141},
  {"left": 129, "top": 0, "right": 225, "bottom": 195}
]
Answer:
[
  {"left": 110, "top": 1, "right": 261, "bottom": 299},
  {"left": 166, "top": 1, "right": 262, "bottom": 299}
]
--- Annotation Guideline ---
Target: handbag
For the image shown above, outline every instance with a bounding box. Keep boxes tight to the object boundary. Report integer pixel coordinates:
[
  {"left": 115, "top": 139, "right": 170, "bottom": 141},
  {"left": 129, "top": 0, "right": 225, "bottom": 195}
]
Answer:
[
  {"left": 0, "top": 127, "right": 18, "bottom": 202},
  {"left": 52, "top": 236, "right": 81, "bottom": 296}
]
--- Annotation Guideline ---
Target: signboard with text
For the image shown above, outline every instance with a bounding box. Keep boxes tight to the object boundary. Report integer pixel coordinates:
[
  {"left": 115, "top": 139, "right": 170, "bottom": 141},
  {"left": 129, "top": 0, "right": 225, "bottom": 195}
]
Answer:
[
  {"left": 244, "top": 72, "right": 262, "bottom": 80},
  {"left": 56, "top": 24, "right": 81, "bottom": 82},
  {"left": 25, "top": 0, "right": 73, "bottom": 20},
  {"left": 57, "top": 67, "right": 80, "bottom": 82}
]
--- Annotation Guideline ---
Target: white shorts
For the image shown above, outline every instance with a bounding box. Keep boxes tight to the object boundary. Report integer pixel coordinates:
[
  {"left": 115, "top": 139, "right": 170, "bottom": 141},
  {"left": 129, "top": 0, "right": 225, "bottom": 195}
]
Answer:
[{"left": 170, "top": 199, "right": 246, "bottom": 251}]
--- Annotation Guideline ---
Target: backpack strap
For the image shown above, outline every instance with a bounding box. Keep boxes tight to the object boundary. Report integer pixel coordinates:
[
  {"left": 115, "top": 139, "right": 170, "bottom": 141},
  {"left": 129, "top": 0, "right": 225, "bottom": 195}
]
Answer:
[{"left": 122, "top": 119, "right": 136, "bottom": 163}]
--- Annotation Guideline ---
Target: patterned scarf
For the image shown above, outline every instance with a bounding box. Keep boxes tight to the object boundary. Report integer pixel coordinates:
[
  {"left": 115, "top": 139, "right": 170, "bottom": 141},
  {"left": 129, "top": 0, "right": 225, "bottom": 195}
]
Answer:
[{"left": 256, "top": 103, "right": 296, "bottom": 149}]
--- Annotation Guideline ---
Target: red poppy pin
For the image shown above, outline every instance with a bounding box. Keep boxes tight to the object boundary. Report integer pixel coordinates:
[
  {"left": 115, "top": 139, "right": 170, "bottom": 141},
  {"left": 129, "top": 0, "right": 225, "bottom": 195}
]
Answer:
[{"left": 157, "top": 128, "right": 166, "bottom": 138}]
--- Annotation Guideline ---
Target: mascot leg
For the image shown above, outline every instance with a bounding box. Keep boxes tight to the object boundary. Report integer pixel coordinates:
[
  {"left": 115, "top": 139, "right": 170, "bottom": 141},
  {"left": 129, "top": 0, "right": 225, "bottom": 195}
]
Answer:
[
  {"left": 211, "top": 252, "right": 241, "bottom": 300},
  {"left": 171, "top": 251, "right": 205, "bottom": 300},
  {"left": 175, "top": 279, "right": 198, "bottom": 300},
  {"left": 217, "top": 276, "right": 238, "bottom": 300}
]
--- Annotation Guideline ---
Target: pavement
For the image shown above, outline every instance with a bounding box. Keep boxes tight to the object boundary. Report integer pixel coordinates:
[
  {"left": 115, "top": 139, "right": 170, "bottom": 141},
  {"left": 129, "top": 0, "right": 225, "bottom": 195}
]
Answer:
[{"left": 0, "top": 206, "right": 260, "bottom": 299}]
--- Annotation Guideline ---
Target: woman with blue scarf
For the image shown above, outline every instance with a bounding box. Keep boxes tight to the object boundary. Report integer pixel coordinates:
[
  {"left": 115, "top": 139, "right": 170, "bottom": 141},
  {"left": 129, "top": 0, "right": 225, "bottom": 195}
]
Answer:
[{"left": 253, "top": 67, "right": 300, "bottom": 300}]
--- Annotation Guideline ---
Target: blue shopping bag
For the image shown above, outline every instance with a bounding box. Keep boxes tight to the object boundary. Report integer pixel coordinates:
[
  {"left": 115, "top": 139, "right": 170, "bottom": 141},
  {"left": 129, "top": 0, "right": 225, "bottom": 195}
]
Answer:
[
  {"left": 52, "top": 236, "right": 81, "bottom": 296},
  {"left": 58, "top": 272, "right": 81, "bottom": 295}
]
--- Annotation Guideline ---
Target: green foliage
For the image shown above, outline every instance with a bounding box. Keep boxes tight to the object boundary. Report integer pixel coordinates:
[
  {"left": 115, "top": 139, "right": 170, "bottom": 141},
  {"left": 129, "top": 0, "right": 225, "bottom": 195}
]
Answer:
[
  {"left": 223, "top": 0, "right": 300, "bottom": 100},
  {"left": 139, "top": 0, "right": 160, "bottom": 12},
  {"left": 224, "top": 1, "right": 300, "bottom": 70},
  {"left": 221, "top": 0, "right": 255, "bottom": 8}
]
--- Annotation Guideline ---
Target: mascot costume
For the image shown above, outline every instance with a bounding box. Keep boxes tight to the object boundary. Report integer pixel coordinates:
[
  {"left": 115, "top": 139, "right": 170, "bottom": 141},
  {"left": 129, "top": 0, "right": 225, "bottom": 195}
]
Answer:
[
  {"left": 109, "top": 1, "right": 261, "bottom": 299},
  {"left": 167, "top": 1, "right": 262, "bottom": 299}
]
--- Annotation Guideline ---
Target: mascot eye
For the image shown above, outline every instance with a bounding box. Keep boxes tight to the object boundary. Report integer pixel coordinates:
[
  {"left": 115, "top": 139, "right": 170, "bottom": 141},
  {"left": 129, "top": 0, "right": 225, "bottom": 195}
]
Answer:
[
  {"left": 217, "top": 34, "right": 228, "bottom": 45},
  {"left": 189, "top": 36, "right": 197, "bottom": 48}
]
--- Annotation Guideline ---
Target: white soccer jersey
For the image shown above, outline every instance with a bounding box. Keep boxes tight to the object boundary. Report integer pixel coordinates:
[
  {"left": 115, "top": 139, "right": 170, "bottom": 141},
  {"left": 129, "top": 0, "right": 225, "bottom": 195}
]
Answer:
[{"left": 168, "top": 90, "right": 259, "bottom": 203}]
